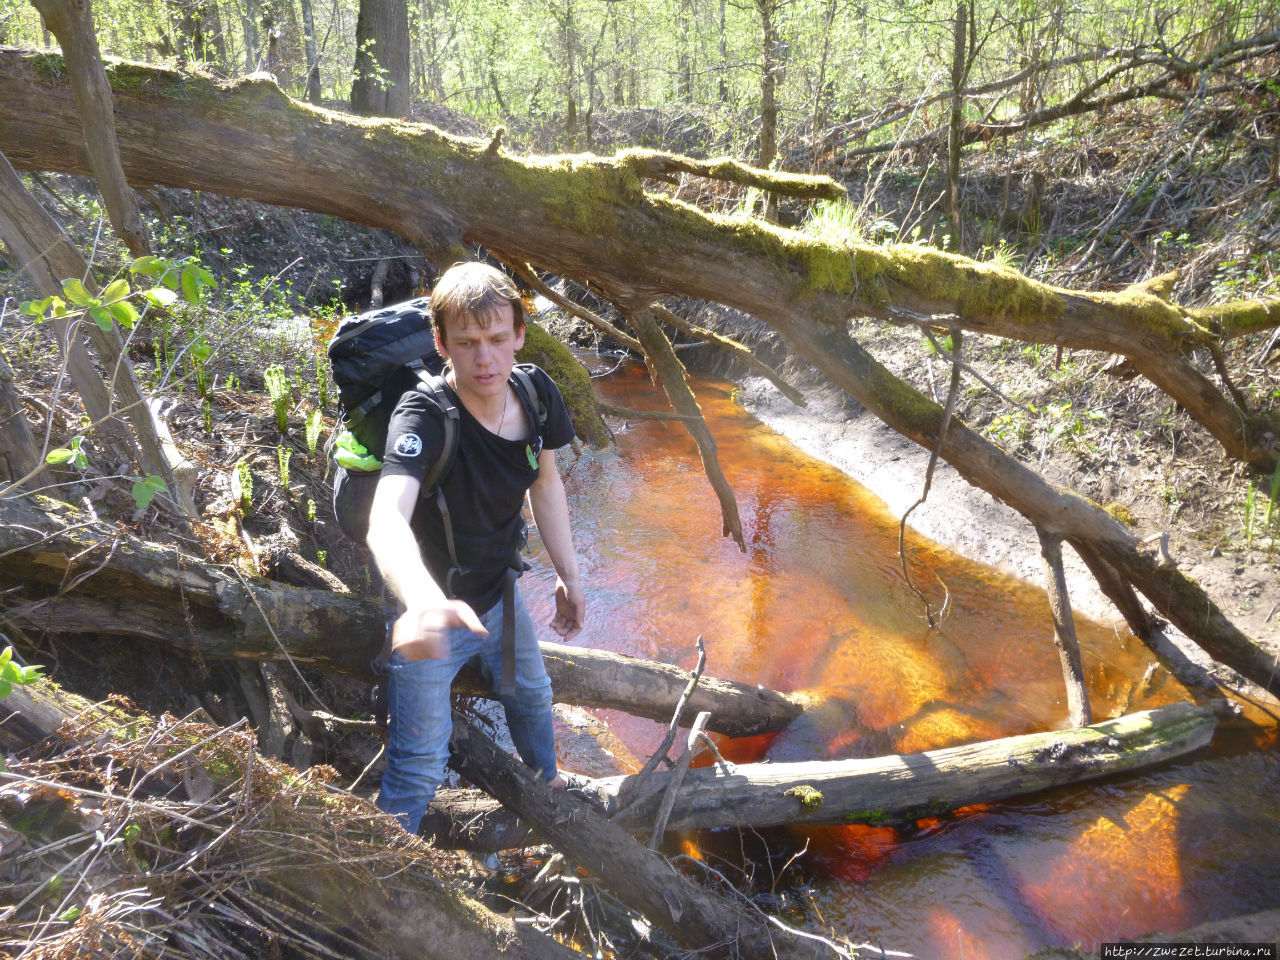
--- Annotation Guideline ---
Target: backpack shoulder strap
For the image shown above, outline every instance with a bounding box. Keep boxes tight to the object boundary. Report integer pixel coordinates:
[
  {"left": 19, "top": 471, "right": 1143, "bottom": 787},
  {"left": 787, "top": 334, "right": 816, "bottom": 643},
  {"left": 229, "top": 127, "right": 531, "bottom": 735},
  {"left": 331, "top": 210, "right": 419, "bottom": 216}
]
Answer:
[
  {"left": 510, "top": 365, "right": 549, "bottom": 432},
  {"left": 409, "top": 366, "right": 465, "bottom": 595},
  {"left": 409, "top": 365, "right": 461, "bottom": 494}
]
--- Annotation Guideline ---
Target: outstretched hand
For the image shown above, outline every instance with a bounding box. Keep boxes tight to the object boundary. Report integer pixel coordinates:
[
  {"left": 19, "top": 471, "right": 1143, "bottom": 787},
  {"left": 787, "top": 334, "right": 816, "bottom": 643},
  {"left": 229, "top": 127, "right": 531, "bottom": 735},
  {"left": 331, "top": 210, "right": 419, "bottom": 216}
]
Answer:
[
  {"left": 549, "top": 578, "right": 585, "bottom": 641},
  {"left": 391, "top": 600, "right": 487, "bottom": 661}
]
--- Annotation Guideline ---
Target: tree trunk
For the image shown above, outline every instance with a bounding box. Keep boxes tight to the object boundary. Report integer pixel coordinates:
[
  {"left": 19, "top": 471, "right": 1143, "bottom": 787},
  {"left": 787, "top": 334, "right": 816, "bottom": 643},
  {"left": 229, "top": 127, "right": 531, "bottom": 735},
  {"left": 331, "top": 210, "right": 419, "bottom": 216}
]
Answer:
[
  {"left": 299, "top": 0, "right": 321, "bottom": 102},
  {"left": 448, "top": 714, "right": 835, "bottom": 960},
  {"left": 755, "top": 0, "right": 780, "bottom": 220},
  {"left": 426, "top": 701, "right": 1214, "bottom": 848},
  {"left": 944, "top": 0, "right": 968, "bottom": 249},
  {"left": 351, "top": 0, "right": 411, "bottom": 117},
  {"left": 0, "top": 345, "right": 38, "bottom": 484},
  {"left": 30, "top": 0, "right": 150, "bottom": 259},
  {"left": 0, "top": 495, "right": 803, "bottom": 737},
  {"left": 0, "top": 51, "right": 1276, "bottom": 690}
]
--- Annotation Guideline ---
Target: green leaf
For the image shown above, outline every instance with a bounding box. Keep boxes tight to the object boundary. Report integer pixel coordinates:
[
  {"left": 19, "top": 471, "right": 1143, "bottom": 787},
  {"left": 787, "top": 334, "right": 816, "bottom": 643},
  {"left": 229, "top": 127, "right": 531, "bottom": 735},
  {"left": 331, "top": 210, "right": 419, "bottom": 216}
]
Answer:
[
  {"left": 50, "top": 300, "right": 69, "bottom": 318},
  {"left": 1, "top": 661, "right": 20, "bottom": 682},
  {"left": 180, "top": 265, "right": 200, "bottom": 304},
  {"left": 61, "top": 277, "right": 95, "bottom": 306},
  {"left": 89, "top": 305, "right": 115, "bottom": 331},
  {"left": 132, "top": 474, "right": 167, "bottom": 510},
  {"left": 107, "top": 300, "right": 140, "bottom": 329},
  {"left": 129, "top": 255, "right": 165, "bottom": 277},
  {"left": 57, "top": 906, "right": 82, "bottom": 923},
  {"left": 48, "top": 436, "right": 87, "bottom": 468},
  {"left": 0, "top": 646, "right": 11, "bottom": 670},
  {"left": 102, "top": 278, "right": 131, "bottom": 302},
  {"left": 124, "top": 823, "right": 141, "bottom": 842},
  {"left": 190, "top": 340, "right": 213, "bottom": 364},
  {"left": 142, "top": 287, "right": 178, "bottom": 307},
  {"left": 18, "top": 298, "right": 46, "bottom": 315},
  {"left": 20, "top": 664, "right": 43, "bottom": 683},
  {"left": 0, "top": 679, "right": 11, "bottom": 698}
]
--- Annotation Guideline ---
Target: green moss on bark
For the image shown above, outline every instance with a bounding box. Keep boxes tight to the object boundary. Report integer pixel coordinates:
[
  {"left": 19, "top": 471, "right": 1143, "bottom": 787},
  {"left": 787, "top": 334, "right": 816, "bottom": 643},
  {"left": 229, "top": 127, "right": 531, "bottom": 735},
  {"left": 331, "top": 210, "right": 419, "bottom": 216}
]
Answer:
[{"left": 518, "top": 322, "right": 611, "bottom": 448}]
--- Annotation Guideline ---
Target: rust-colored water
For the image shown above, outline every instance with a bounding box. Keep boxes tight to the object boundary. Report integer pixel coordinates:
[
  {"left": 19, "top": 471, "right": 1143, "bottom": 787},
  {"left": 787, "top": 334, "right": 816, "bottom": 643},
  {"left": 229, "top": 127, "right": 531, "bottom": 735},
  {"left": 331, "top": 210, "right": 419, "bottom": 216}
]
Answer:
[{"left": 524, "top": 364, "right": 1280, "bottom": 959}]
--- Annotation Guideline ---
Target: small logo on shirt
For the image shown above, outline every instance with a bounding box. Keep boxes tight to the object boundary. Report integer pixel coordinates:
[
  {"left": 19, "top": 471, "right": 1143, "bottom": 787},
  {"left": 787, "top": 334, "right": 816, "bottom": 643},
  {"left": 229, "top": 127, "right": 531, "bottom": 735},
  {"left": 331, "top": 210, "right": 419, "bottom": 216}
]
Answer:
[{"left": 394, "top": 433, "right": 422, "bottom": 457}]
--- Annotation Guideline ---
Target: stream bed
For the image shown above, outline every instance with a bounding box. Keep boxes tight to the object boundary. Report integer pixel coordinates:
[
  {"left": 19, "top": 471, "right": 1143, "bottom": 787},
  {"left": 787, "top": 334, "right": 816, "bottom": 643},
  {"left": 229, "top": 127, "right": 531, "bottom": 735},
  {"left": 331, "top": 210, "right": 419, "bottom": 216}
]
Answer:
[{"left": 522, "top": 362, "right": 1280, "bottom": 959}]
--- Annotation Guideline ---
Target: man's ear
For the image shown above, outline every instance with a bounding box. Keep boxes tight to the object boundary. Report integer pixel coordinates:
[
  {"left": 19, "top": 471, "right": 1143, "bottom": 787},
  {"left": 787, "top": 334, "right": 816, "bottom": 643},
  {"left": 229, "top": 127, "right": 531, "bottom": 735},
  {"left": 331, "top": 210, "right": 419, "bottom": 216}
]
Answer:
[{"left": 513, "top": 323, "right": 526, "bottom": 351}]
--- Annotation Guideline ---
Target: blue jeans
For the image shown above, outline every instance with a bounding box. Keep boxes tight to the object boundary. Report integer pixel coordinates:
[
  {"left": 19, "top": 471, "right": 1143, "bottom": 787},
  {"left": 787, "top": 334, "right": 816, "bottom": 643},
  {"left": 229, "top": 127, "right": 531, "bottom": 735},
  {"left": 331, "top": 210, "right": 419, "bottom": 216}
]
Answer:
[{"left": 375, "top": 586, "right": 557, "bottom": 833}]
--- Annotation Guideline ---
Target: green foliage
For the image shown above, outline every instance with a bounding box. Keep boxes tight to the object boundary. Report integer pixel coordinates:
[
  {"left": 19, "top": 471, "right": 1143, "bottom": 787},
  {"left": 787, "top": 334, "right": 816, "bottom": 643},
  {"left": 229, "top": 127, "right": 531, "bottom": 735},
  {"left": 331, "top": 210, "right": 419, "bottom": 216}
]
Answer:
[
  {"left": 232, "top": 460, "right": 253, "bottom": 516},
  {"left": 277, "top": 445, "right": 292, "bottom": 492},
  {"left": 1241, "top": 464, "right": 1280, "bottom": 549},
  {"left": 0, "top": 645, "right": 45, "bottom": 699},
  {"left": 45, "top": 436, "right": 88, "bottom": 470},
  {"left": 264, "top": 365, "right": 291, "bottom": 432},
  {"left": 304, "top": 408, "right": 324, "bottom": 456},
  {"left": 132, "top": 474, "right": 167, "bottom": 510}
]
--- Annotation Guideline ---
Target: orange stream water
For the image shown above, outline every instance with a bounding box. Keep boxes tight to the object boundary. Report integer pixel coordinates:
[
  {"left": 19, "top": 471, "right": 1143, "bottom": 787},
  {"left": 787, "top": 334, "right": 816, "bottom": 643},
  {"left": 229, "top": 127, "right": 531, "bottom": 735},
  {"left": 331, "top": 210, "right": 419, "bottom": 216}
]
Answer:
[{"left": 523, "top": 364, "right": 1280, "bottom": 959}]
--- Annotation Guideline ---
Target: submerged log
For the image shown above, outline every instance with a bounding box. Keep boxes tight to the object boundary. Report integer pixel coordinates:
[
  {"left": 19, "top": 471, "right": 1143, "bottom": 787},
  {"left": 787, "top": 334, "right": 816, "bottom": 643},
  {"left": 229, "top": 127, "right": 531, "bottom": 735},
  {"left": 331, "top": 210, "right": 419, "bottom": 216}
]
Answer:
[
  {"left": 0, "top": 496, "right": 802, "bottom": 737},
  {"left": 426, "top": 701, "right": 1215, "bottom": 850}
]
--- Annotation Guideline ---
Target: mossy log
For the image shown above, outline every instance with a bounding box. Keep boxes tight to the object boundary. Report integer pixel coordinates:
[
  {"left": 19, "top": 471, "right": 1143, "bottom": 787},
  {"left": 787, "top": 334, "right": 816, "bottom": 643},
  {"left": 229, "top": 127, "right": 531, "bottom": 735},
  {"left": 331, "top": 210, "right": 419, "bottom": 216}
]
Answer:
[
  {"left": 424, "top": 701, "right": 1215, "bottom": 850},
  {"left": 0, "top": 49, "right": 1272, "bottom": 467},
  {"left": 0, "top": 50, "right": 1275, "bottom": 695},
  {"left": 0, "top": 496, "right": 802, "bottom": 738}
]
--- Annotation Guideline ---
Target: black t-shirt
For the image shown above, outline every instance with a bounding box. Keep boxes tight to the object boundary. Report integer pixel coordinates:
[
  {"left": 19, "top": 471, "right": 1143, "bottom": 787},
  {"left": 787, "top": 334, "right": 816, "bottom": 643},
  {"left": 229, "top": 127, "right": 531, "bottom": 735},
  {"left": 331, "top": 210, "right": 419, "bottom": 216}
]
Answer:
[{"left": 381, "top": 364, "right": 576, "bottom": 613}]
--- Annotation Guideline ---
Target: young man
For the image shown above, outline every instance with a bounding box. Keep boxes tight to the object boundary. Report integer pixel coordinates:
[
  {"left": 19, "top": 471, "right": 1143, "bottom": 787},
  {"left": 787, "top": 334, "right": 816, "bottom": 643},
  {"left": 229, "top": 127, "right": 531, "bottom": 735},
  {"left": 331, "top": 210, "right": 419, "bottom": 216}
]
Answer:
[{"left": 366, "top": 261, "right": 585, "bottom": 833}]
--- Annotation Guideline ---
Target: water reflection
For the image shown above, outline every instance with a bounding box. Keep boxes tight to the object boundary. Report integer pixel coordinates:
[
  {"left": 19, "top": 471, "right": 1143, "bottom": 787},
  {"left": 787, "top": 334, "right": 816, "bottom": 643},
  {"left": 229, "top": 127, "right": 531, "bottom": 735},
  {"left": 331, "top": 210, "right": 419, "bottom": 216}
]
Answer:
[{"left": 524, "top": 363, "right": 1280, "bottom": 959}]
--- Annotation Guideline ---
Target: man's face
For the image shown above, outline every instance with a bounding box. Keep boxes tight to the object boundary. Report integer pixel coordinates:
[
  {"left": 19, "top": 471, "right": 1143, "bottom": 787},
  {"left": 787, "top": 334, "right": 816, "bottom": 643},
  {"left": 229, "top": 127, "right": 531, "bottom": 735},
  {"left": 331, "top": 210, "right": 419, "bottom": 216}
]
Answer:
[{"left": 437, "top": 302, "right": 525, "bottom": 402}]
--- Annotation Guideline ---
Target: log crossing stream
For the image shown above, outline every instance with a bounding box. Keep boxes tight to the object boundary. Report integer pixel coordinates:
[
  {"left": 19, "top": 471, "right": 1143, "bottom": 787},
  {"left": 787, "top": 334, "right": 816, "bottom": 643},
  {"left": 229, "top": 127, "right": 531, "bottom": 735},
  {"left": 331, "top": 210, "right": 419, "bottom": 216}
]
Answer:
[{"left": 520, "top": 362, "right": 1280, "bottom": 959}]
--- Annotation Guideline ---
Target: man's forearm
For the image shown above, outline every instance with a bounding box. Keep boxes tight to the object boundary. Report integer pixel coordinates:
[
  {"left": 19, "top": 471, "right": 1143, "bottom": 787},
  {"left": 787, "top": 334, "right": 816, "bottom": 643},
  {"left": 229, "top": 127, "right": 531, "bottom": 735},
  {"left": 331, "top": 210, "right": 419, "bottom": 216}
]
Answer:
[{"left": 528, "top": 453, "right": 580, "bottom": 587}]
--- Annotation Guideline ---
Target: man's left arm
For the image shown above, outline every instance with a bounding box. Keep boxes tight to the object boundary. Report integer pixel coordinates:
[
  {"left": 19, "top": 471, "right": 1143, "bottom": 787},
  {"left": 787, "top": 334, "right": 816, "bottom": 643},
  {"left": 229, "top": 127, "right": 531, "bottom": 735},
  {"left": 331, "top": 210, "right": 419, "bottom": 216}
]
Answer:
[{"left": 528, "top": 446, "right": 585, "bottom": 640}]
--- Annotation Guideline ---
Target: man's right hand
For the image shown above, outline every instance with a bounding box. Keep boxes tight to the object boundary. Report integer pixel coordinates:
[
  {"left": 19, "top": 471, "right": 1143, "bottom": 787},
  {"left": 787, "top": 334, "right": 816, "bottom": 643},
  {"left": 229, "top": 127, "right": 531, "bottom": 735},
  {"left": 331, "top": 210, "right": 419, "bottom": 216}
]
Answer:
[{"left": 391, "top": 600, "right": 488, "bottom": 661}]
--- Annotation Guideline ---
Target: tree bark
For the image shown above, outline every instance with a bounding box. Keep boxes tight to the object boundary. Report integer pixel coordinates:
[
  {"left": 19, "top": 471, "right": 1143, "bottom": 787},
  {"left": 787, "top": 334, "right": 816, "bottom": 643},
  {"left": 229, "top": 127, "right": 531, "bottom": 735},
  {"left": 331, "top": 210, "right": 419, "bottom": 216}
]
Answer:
[
  {"left": 0, "top": 495, "right": 803, "bottom": 737},
  {"left": 0, "top": 52, "right": 1275, "bottom": 690},
  {"left": 627, "top": 306, "right": 744, "bottom": 547},
  {"left": 298, "top": 0, "right": 321, "bottom": 102},
  {"left": 1036, "top": 528, "right": 1091, "bottom": 727},
  {"left": 425, "top": 701, "right": 1214, "bottom": 849},
  {"left": 350, "top": 0, "right": 411, "bottom": 117},
  {"left": 0, "top": 346, "right": 38, "bottom": 484},
  {"left": 29, "top": 0, "right": 150, "bottom": 259},
  {"left": 449, "top": 714, "right": 835, "bottom": 960}
]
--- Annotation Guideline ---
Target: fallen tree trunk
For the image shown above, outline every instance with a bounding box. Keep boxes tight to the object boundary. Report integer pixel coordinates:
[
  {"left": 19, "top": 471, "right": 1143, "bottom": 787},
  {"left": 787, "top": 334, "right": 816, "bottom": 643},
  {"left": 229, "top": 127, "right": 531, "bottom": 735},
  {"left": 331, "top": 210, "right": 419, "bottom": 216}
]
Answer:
[
  {"left": 0, "top": 495, "right": 802, "bottom": 737},
  {"left": 0, "top": 50, "right": 1273, "bottom": 465},
  {"left": 423, "top": 701, "right": 1214, "bottom": 849},
  {"left": 0, "top": 50, "right": 1275, "bottom": 696},
  {"left": 448, "top": 714, "right": 837, "bottom": 960}
]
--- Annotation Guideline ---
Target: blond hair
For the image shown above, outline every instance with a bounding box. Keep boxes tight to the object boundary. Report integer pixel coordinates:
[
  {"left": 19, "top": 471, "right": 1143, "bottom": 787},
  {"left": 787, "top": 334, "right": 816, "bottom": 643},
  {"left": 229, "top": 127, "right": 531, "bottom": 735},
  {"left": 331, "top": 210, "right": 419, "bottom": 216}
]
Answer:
[{"left": 429, "top": 261, "right": 526, "bottom": 345}]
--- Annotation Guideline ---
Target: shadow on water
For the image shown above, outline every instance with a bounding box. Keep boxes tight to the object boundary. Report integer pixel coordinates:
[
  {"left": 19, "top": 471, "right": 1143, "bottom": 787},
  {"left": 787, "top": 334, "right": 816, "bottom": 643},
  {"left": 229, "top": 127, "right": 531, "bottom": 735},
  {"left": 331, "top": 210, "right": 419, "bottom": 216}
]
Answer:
[{"left": 522, "top": 363, "right": 1280, "bottom": 959}]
